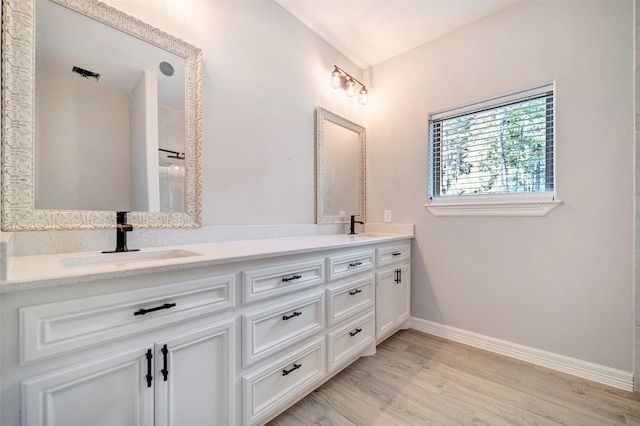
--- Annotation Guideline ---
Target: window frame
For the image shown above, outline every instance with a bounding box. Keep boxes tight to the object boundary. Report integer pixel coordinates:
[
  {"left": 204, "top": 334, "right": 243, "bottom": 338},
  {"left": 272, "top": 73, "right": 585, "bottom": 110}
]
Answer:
[{"left": 426, "top": 82, "right": 560, "bottom": 217}]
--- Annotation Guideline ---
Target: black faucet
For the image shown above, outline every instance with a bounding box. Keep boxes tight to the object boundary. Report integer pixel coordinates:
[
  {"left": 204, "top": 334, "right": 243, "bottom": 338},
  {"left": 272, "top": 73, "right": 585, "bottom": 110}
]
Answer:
[
  {"left": 349, "top": 215, "right": 364, "bottom": 235},
  {"left": 103, "top": 211, "right": 139, "bottom": 253}
]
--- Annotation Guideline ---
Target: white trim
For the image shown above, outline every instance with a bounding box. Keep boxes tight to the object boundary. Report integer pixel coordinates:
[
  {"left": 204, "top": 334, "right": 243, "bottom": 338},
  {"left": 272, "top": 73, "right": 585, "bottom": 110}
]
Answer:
[
  {"left": 409, "top": 317, "right": 633, "bottom": 392},
  {"left": 425, "top": 198, "right": 561, "bottom": 217},
  {"left": 429, "top": 81, "right": 554, "bottom": 120}
]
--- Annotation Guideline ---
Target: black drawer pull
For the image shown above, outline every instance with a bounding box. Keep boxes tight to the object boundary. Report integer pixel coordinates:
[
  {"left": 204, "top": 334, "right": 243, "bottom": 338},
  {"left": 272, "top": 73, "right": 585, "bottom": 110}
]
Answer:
[
  {"left": 282, "top": 363, "right": 302, "bottom": 376},
  {"left": 282, "top": 311, "right": 302, "bottom": 321},
  {"left": 350, "top": 328, "right": 363, "bottom": 337},
  {"left": 134, "top": 303, "right": 176, "bottom": 316},
  {"left": 161, "top": 344, "right": 169, "bottom": 381},
  {"left": 145, "top": 349, "right": 153, "bottom": 388},
  {"left": 392, "top": 252, "right": 402, "bottom": 257},
  {"left": 282, "top": 274, "right": 302, "bottom": 282},
  {"left": 349, "top": 289, "right": 362, "bottom": 296},
  {"left": 349, "top": 261, "right": 363, "bottom": 268}
]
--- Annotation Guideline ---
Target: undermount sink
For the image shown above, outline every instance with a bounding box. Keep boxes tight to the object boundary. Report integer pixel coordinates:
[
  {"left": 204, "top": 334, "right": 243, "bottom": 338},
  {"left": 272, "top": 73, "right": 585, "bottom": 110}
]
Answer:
[
  {"left": 59, "top": 249, "right": 203, "bottom": 269},
  {"left": 353, "top": 233, "right": 390, "bottom": 238}
]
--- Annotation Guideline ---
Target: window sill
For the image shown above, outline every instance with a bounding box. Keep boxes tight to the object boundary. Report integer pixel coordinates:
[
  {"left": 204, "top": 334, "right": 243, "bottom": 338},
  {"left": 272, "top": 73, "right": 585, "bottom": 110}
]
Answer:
[{"left": 424, "top": 198, "right": 561, "bottom": 217}]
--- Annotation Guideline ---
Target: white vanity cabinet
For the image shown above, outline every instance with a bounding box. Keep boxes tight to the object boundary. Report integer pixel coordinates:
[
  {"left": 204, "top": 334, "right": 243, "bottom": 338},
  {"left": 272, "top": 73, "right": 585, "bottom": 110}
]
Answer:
[{"left": 0, "top": 235, "right": 412, "bottom": 426}]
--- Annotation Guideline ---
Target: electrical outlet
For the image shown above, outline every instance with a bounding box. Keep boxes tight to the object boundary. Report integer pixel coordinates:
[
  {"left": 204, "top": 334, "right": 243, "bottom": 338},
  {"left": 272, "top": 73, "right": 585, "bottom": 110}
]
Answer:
[
  {"left": 384, "top": 210, "right": 392, "bottom": 223},
  {"left": 339, "top": 211, "right": 346, "bottom": 220}
]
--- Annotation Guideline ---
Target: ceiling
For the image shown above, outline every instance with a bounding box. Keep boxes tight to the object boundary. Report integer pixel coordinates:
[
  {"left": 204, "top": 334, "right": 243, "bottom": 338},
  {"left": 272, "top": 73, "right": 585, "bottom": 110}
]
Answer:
[{"left": 275, "top": 0, "right": 519, "bottom": 69}]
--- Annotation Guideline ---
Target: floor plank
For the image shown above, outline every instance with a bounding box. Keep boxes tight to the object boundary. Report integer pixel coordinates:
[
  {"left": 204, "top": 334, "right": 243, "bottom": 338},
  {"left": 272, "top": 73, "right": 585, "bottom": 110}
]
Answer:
[{"left": 268, "top": 329, "right": 640, "bottom": 426}]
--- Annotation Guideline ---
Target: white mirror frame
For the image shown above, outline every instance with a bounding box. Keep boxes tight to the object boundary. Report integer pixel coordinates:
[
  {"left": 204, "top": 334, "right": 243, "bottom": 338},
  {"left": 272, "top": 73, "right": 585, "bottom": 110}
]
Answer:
[
  {"left": 1, "top": 0, "right": 202, "bottom": 230},
  {"left": 316, "top": 107, "right": 366, "bottom": 224}
]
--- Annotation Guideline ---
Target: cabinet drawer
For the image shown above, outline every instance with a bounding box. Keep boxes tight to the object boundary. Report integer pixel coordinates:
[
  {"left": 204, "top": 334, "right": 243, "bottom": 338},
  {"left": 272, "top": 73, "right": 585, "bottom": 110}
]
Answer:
[
  {"left": 242, "top": 292, "right": 324, "bottom": 367},
  {"left": 326, "top": 275, "right": 374, "bottom": 326},
  {"left": 242, "top": 259, "right": 325, "bottom": 304},
  {"left": 326, "top": 312, "right": 375, "bottom": 373},
  {"left": 20, "top": 274, "right": 235, "bottom": 364},
  {"left": 327, "top": 249, "right": 374, "bottom": 281},
  {"left": 377, "top": 243, "right": 411, "bottom": 267},
  {"left": 242, "top": 338, "right": 325, "bottom": 426}
]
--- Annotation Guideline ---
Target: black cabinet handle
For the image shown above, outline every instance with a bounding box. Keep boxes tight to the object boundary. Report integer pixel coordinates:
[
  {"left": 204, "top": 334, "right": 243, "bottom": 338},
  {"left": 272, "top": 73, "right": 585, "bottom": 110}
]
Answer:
[
  {"left": 145, "top": 349, "right": 153, "bottom": 388},
  {"left": 282, "top": 363, "right": 302, "bottom": 376},
  {"left": 349, "top": 289, "right": 362, "bottom": 296},
  {"left": 395, "top": 269, "right": 402, "bottom": 284},
  {"left": 349, "top": 328, "right": 363, "bottom": 337},
  {"left": 161, "top": 345, "right": 169, "bottom": 381},
  {"left": 282, "top": 311, "right": 302, "bottom": 321},
  {"left": 282, "top": 274, "right": 302, "bottom": 282},
  {"left": 392, "top": 252, "right": 402, "bottom": 257},
  {"left": 349, "top": 261, "right": 363, "bottom": 268},
  {"left": 134, "top": 303, "right": 176, "bottom": 316}
]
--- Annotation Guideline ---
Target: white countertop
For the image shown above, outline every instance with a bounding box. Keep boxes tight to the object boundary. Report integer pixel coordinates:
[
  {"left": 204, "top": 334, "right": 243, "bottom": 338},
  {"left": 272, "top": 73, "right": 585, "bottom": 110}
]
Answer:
[{"left": 1, "top": 233, "right": 413, "bottom": 293}]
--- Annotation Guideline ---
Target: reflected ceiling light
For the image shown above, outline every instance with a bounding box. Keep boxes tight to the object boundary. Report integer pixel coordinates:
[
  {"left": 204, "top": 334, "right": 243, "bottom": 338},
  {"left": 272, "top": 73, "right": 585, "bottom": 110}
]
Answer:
[
  {"left": 159, "top": 61, "right": 174, "bottom": 77},
  {"left": 330, "top": 65, "right": 368, "bottom": 105}
]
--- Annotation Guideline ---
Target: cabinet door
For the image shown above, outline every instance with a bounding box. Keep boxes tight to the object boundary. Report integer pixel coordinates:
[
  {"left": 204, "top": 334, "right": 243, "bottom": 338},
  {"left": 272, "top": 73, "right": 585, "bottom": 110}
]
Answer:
[
  {"left": 155, "top": 320, "right": 235, "bottom": 426},
  {"left": 22, "top": 347, "right": 153, "bottom": 426},
  {"left": 376, "top": 263, "right": 411, "bottom": 340},
  {"left": 375, "top": 268, "right": 397, "bottom": 339}
]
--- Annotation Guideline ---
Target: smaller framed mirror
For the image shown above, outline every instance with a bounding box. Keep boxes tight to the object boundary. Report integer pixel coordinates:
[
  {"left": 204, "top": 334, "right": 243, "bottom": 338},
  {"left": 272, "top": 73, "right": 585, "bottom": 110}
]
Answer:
[{"left": 316, "top": 107, "right": 366, "bottom": 224}]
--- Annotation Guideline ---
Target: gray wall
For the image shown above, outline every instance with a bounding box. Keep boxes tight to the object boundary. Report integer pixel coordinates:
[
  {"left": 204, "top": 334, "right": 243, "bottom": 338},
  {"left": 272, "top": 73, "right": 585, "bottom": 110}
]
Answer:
[{"left": 366, "top": 0, "right": 634, "bottom": 372}]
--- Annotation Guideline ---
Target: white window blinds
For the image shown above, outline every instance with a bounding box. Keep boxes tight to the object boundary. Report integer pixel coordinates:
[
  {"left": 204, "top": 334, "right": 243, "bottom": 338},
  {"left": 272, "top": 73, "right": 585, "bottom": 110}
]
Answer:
[{"left": 429, "top": 83, "right": 554, "bottom": 200}]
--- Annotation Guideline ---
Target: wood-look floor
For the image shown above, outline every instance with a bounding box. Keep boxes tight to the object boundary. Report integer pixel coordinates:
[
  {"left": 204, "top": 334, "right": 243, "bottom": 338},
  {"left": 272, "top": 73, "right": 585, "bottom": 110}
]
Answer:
[{"left": 268, "top": 329, "right": 640, "bottom": 426}]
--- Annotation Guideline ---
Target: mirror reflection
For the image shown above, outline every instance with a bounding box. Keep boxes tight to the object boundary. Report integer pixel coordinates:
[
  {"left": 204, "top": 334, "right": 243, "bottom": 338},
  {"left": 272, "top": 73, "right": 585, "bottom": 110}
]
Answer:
[
  {"left": 1, "top": 0, "right": 202, "bottom": 231},
  {"left": 35, "top": 0, "right": 186, "bottom": 213},
  {"left": 316, "top": 107, "right": 366, "bottom": 224}
]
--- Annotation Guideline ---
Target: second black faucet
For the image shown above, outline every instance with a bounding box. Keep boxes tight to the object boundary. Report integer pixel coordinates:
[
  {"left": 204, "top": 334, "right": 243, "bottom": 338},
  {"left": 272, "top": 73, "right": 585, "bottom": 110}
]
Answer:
[{"left": 349, "top": 215, "right": 364, "bottom": 235}]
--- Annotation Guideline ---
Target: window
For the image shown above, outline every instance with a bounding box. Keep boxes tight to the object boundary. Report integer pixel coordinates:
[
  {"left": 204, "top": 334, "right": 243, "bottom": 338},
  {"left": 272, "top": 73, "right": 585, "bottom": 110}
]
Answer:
[{"left": 427, "top": 83, "right": 559, "bottom": 216}]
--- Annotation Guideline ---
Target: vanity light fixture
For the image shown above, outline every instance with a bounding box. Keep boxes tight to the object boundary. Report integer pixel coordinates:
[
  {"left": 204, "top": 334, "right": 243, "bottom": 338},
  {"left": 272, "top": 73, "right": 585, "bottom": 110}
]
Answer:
[{"left": 330, "top": 65, "right": 368, "bottom": 105}]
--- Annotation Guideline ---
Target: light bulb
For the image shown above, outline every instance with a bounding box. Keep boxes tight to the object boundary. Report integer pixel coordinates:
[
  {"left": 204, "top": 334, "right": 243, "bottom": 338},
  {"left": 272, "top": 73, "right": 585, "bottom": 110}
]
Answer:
[
  {"left": 330, "top": 68, "right": 342, "bottom": 89},
  {"left": 359, "top": 87, "right": 368, "bottom": 105},
  {"left": 345, "top": 78, "right": 356, "bottom": 97}
]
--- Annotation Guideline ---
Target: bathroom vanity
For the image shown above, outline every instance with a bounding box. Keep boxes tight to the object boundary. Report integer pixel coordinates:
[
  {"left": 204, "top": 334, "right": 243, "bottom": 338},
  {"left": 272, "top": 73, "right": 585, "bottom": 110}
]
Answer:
[{"left": 0, "top": 233, "right": 412, "bottom": 426}]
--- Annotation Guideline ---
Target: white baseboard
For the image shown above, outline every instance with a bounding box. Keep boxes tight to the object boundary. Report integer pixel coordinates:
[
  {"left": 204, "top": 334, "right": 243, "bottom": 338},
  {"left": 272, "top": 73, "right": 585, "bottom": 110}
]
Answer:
[{"left": 409, "top": 317, "right": 633, "bottom": 392}]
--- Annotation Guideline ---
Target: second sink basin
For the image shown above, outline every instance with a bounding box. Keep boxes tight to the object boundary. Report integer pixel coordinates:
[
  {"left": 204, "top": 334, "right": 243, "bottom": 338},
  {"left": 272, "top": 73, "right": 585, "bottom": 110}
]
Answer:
[{"left": 59, "top": 249, "right": 203, "bottom": 269}]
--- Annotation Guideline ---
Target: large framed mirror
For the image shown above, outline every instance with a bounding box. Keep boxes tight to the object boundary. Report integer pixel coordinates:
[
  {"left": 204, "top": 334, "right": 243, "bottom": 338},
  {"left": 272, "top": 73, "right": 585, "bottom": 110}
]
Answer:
[
  {"left": 1, "top": 0, "right": 202, "bottom": 230},
  {"left": 316, "top": 107, "right": 366, "bottom": 224}
]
